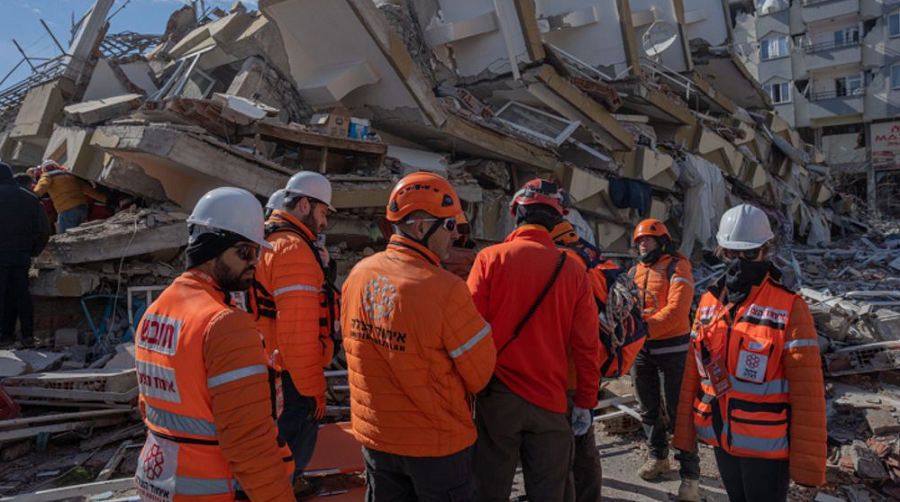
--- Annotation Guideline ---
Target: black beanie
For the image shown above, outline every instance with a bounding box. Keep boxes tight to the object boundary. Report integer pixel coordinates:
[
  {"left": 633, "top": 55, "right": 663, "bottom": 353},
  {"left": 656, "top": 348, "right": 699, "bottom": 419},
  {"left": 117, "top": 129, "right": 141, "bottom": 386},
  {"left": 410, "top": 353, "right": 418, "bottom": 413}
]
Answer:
[
  {"left": 0, "top": 162, "right": 12, "bottom": 182},
  {"left": 185, "top": 229, "right": 250, "bottom": 270}
]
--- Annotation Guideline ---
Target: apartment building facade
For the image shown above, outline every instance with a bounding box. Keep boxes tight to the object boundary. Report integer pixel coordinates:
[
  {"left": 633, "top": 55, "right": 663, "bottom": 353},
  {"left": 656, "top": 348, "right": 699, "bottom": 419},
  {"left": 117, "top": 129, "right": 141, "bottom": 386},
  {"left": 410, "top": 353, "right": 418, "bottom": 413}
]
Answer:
[{"left": 732, "top": 0, "right": 900, "bottom": 171}]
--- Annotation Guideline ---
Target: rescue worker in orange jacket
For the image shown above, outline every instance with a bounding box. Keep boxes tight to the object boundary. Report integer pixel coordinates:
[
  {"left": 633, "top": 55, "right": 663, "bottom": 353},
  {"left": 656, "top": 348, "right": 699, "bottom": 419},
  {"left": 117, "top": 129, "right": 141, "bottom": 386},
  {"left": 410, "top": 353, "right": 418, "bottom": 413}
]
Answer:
[
  {"left": 254, "top": 172, "right": 336, "bottom": 488},
  {"left": 628, "top": 218, "right": 701, "bottom": 500},
  {"left": 550, "top": 217, "right": 614, "bottom": 502},
  {"left": 341, "top": 172, "right": 495, "bottom": 501},
  {"left": 674, "top": 204, "right": 826, "bottom": 502},
  {"left": 468, "top": 179, "right": 600, "bottom": 502},
  {"left": 134, "top": 187, "right": 294, "bottom": 502}
]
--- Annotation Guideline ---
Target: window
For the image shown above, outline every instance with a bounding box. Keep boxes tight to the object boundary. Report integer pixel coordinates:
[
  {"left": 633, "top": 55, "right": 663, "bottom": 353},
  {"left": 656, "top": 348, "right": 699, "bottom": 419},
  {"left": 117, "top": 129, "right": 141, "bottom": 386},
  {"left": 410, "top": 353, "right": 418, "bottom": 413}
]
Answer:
[
  {"left": 764, "top": 82, "right": 792, "bottom": 104},
  {"left": 890, "top": 13, "right": 900, "bottom": 38},
  {"left": 835, "top": 75, "right": 862, "bottom": 97},
  {"left": 892, "top": 65, "right": 900, "bottom": 89},
  {"left": 760, "top": 36, "right": 789, "bottom": 60},
  {"left": 834, "top": 27, "right": 860, "bottom": 46}
]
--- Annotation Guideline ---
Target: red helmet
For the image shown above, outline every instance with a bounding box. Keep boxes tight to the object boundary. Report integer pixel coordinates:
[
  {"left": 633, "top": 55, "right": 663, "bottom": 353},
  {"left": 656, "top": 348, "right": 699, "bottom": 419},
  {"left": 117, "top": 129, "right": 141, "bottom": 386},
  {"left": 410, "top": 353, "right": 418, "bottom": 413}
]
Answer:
[
  {"left": 509, "top": 179, "right": 567, "bottom": 216},
  {"left": 633, "top": 218, "right": 671, "bottom": 244},
  {"left": 386, "top": 171, "right": 461, "bottom": 222}
]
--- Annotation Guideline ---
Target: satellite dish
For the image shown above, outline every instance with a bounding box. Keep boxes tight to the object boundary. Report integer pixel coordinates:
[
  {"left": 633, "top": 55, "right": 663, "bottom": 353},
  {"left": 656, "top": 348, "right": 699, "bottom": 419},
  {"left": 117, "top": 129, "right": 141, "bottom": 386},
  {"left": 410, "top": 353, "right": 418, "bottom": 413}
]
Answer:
[{"left": 642, "top": 20, "right": 678, "bottom": 58}]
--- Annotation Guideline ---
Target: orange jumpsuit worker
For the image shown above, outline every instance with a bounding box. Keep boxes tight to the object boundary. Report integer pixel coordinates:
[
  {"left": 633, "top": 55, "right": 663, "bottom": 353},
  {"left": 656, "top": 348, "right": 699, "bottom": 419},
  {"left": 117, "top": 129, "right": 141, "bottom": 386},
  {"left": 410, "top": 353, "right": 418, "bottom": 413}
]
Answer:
[
  {"left": 341, "top": 171, "right": 496, "bottom": 501},
  {"left": 134, "top": 187, "right": 293, "bottom": 502},
  {"left": 254, "top": 172, "right": 335, "bottom": 492},
  {"left": 468, "top": 179, "right": 600, "bottom": 502},
  {"left": 629, "top": 218, "right": 701, "bottom": 500},
  {"left": 674, "top": 204, "right": 826, "bottom": 502}
]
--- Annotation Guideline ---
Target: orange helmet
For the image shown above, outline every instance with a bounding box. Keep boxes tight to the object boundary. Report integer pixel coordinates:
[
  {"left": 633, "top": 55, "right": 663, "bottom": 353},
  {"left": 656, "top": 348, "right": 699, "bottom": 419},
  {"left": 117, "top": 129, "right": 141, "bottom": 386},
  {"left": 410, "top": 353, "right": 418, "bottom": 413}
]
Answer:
[
  {"left": 386, "top": 171, "right": 461, "bottom": 222},
  {"left": 633, "top": 218, "right": 671, "bottom": 244}
]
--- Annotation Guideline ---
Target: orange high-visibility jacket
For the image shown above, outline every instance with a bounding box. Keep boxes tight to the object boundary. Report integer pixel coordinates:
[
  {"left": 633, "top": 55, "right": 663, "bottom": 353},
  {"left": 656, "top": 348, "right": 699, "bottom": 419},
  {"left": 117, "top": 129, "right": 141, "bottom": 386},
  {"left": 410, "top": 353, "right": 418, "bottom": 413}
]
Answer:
[
  {"left": 33, "top": 171, "right": 106, "bottom": 213},
  {"left": 341, "top": 235, "right": 496, "bottom": 457},
  {"left": 468, "top": 225, "right": 600, "bottom": 413},
  {"left": 255, "top": 210, "right": 332, "bottom": 395},
  {"left": 134, "top": 271, "right": 294, "bottom": 502},
  {"left": 673, "top": 275, "right": 826, "bottom": 486},
  {"left": 630, "top": 253, "right": 694, "bottom": 353}
]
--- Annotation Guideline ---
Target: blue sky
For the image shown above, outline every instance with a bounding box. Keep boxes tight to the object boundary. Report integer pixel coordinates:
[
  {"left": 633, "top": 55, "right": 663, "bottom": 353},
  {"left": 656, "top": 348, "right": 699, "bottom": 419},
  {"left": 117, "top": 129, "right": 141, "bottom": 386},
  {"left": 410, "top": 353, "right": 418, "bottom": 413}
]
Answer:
[{"left": 0, "top": 0, "right": 253, "bottom": 88}]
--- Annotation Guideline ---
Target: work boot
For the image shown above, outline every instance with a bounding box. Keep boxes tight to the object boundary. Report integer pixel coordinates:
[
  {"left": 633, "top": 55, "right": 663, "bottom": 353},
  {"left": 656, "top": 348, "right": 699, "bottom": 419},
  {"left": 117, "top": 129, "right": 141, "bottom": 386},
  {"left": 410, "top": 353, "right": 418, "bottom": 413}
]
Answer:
[
  {"left": 677, "top": 478, "right": 700, "bottom": 501},
  {"left": 293, "top": 476, "right": 323, "bottom": 501},
  {"left": 638, "top": 456, "right": 670, "bottom": 480}
]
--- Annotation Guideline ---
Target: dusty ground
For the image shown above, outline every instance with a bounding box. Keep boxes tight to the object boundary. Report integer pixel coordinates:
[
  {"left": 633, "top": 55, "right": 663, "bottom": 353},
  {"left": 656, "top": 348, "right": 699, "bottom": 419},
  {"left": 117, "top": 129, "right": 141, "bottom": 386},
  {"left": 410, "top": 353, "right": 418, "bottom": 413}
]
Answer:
[{"left": 508, "top": 427, "right": 729, "bottom": 502}]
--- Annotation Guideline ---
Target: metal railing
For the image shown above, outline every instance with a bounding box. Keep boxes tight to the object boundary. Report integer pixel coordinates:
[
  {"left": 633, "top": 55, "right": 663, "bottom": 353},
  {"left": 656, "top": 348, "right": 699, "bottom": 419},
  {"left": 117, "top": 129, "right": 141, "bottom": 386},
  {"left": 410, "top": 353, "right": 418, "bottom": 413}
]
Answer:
[
  {"left": 804, "top": 39, "right": 861, "bottom": 54},
  {"left": 801, "top": 0, "right": 851, "bottom": 6},
  {"left": 808, "top": 88, "right": 865, "bottom": 101}
]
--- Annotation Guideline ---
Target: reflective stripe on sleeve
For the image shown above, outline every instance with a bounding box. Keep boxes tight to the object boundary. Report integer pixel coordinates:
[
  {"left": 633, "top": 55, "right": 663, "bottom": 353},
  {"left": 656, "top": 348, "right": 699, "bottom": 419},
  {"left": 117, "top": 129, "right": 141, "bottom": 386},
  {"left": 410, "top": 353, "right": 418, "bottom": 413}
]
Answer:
[
  {"left": 207, "top": 364, "right": 267, "bottom": 389},
  {"left": 448, "top": 324, "right": 491, "bottom": 359},
  {"left": 695, "top": 425, "right": 717, "bottom": 441},
  {"left": 783, "top": 339, "right": 818, "bottom": 349},
  {"left": 146, "top": 405, "right": 217, "bottom": 437},
  {"left": 273, "top": 284, "right": 319, "bottom": 297},
  {"left": 670, "top": 277, "right": 694, "bottom": 288},
  {"left": 176, "top": 476, "right": 232, "bottom": 496}
]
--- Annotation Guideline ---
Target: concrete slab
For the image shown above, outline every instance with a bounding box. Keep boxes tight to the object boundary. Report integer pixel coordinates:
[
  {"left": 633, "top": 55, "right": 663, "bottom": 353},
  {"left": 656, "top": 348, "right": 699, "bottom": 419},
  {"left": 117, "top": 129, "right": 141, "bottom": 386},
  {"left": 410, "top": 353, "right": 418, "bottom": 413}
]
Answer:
[
  {"left": 91, "top": 125, "right": 287, "bottom": 209},
  {"left": 9, "top": 82, "right": 67, "bottom": 141},
  {"left": 43, "top": 126, "right": 106, "bottom": 181},
  {"left": 64, "top": 94, "right": 143, "bottom": 125}
]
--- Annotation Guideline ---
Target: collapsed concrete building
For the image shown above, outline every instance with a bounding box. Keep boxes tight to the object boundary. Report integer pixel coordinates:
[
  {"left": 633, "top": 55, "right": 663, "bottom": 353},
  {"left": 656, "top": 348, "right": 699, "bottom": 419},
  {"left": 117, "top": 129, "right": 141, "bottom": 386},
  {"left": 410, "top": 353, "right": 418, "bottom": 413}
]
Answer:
[{"left": 0, "top": 0, "right": 839, "bottom": 339}]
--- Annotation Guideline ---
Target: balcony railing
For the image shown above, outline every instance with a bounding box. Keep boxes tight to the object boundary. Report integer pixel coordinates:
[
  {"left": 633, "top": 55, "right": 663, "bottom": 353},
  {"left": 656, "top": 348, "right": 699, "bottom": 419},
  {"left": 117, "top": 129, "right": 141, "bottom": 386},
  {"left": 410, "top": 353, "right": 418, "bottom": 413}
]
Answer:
[
  {"left": 803, "top": 39, "right": 860, "bottom": 54},
  {"left": 809, "top": 88, "right": 864, "bottom": 101},
  {"left": 801, "top": 0, "right": 843, "bottom": 6}
]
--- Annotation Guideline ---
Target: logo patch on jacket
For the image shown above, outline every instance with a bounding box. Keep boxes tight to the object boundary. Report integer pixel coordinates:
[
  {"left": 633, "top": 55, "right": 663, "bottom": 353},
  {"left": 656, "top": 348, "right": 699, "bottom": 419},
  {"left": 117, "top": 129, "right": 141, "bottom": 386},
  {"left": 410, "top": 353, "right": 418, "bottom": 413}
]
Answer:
[
  {"left": 136, "top": 433, "right": 178, "bottom": 502},
  {"left": 735, "top": 350, "right": 768, "bottom": 383},
  {"left": 363, "top": 276, "right": 396, "bottom": 320},
  {"left": 137, "top": 314, "right": 183, "bottom": 356}
]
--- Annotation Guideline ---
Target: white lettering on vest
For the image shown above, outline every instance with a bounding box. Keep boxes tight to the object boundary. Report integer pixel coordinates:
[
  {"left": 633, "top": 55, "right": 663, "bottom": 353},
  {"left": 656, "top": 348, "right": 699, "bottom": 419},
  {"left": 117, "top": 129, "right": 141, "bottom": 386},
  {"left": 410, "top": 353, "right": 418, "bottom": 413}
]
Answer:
[
  {"left": 137, "top": 314, "right": 183, "bottom": 356},
  {"left": 137, "top": 361, "right": 182, "bottom": 404}
]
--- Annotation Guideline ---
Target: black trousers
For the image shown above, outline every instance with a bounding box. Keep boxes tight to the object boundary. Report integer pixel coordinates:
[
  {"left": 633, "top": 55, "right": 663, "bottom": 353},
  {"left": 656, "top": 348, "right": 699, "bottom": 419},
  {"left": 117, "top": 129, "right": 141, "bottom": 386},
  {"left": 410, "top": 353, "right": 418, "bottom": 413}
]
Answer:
[
  {"left": 631, "top": 345, "right": 700, "bottom": 479},
  {"left": 0, "top": 264, "right": 33, "bottom": 342},
  {"left": 714, "top": 447, "right": 790, "bottom": 502},
  {"left": 565, "top": 391, "right": 602, "bottom": 502},
  {"left": 278, "top": 371, "right": 319, "bottom": 478},
  {"left": 363, "top": 446, "right": 476, "bottom": 502}
]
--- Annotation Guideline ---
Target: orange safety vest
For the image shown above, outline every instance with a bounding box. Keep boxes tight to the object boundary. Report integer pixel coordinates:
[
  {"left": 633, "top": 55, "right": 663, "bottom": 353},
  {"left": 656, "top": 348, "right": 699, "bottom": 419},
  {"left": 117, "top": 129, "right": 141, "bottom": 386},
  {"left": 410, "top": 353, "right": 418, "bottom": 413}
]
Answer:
[
  {"left": 690, "top": 278, "right": 798, "bottom": 460},
  {"left": 134, "top": 271, "right": 290, "bottom": 501}
]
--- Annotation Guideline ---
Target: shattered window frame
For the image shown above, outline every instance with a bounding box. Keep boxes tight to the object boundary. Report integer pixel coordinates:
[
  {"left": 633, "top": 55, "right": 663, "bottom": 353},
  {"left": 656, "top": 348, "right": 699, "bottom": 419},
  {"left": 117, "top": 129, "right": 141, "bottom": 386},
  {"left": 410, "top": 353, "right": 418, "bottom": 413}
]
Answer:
[
  {"left": 149, "top": 46, "right": 218, "bottom": 101},
  {"left": 495, "top": 101, "right": 581, "bottom": 147},
  {"left": 892, "top": 65, "right": 900, "bottom": 89}
]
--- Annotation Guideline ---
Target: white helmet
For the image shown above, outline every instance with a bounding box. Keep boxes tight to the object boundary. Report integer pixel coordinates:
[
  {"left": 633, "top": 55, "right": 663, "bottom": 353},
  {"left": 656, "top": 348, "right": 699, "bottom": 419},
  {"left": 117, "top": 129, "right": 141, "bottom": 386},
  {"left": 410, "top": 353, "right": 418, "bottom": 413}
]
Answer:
[
  {"left": 266, "top": 189, "right": 286, "bottom": 211},
  {"left": 284, "top": 171, "right": 335, "bottom": 211},
  {"left": 716, "top": 204, "right": 775, "bottom": 250},
  {"left": 187, "top": 187, "right": 272, "bottom": 249}
]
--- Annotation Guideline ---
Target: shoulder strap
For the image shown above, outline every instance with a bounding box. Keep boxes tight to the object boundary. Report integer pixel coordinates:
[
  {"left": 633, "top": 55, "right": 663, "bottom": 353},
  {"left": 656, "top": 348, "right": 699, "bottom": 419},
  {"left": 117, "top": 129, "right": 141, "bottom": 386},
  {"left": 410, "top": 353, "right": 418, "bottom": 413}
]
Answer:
[
  {"left": 266, "top": 220, "right": 339, "bottom": 294},
  {"left": 497, "top": 252, "right": 568, "bottom": 357},
  {"left": 666, "top": 257, "right": 678, "bottom": 282}
]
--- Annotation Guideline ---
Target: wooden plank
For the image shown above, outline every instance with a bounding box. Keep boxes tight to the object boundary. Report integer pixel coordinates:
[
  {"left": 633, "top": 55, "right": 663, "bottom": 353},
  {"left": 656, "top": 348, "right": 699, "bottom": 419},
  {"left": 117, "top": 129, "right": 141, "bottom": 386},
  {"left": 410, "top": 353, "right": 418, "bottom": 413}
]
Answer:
[
  {"left": 96, "top": 441, "right": 134, "bottom": 481},
  {"left": 0, "top": 417, "right": 125, "bottom": 443},
  {"left": 0, "top": 478, "right": 134, "bottom": 502},
  {"left": 252, "top": 121, "right": 388, "bottom": 155},
  {"left": 0, "top": 409, "right": 132, "bottom": 430},
  {"left": 6, "top": 386, "right": 138, "bottom": 403}
]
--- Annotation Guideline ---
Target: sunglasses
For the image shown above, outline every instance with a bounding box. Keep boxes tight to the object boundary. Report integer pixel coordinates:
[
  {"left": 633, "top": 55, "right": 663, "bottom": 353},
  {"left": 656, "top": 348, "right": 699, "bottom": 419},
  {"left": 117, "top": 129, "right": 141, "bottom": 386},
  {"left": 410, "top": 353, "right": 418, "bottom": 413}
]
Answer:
[
  {"left": 232, "top": 244, "right": 262, "bottom": 262},
  {"left": 405, "top": 217, "right": 457, "bottom": 233},
  {"left": 724, "top": 248, "right": 762, "bottom": 261}
]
